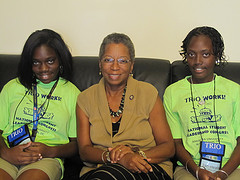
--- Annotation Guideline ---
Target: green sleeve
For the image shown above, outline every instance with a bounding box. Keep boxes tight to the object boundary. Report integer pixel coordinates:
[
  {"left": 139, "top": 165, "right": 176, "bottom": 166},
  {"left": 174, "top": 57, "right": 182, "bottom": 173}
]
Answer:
[
  {"left": 0, "top": 82, "right": 11, "bottom": 131},
  {"left": 67, "top": 84, "right": 81, "bottom": 138},
  {"left": 163, "top": 87, "right": 182, "bottom": 139},
  {"left": 232, "top": 85, "right": 240, "bottom": 139}
]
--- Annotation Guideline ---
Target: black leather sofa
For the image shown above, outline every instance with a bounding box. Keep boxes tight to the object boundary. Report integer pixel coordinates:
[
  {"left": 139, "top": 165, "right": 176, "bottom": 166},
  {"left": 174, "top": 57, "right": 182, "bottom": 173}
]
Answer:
[{"left": 1, "top": 54, "right": 240, "bottom": 179}]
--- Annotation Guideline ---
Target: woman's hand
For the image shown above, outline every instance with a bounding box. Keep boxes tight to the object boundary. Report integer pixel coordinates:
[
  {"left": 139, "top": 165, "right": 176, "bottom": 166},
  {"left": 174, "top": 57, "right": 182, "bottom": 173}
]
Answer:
[
  {"left": 2, "top": 142, "right": 42, "bottom": 165},
  {"left": 108, "top": 145, "right": 133, "bottom": 163},
  {"left": 118, "top": 153, "right": 153, "bottom": 173}
]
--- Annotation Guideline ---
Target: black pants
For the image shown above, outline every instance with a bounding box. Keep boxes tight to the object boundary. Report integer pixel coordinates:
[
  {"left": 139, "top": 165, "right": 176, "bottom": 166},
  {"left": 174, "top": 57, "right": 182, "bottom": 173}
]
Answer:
[{"left": 80, "top": 163, "right": 172, "bottom": 180}]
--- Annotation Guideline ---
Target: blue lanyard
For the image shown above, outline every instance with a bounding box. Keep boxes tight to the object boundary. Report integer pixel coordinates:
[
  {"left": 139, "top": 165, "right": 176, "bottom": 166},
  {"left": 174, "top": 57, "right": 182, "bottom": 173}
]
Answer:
[{"left": 32, "top": 79, "right": 58, "bottom": 141}]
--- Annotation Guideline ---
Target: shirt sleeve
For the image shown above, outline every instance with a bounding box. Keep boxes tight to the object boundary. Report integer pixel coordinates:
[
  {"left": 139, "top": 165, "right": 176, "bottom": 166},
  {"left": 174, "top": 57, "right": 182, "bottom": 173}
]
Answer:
[
  {"left": 163, "top": 87, "right": 183, "bottom": 139},
  {"left": 0, "top": 82, "right": 11, "bottom": 131},
  {"left": 67, "top": 85, "right": 81, "bottom": 138},
  {"left": 232, "top": 84, "right": 240, "bottom": 139}
]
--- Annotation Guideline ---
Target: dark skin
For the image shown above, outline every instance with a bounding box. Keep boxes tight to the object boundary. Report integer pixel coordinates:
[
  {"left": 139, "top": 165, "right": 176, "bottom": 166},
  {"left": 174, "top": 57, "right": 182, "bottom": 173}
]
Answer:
[
  {"left": 175, "top": 137, "right": 240, "bottom": 180},
  {"left": 175, "top": 35, "right": 240, "bottom": 180},
  {"left": 186, "top": 35, "right": 215, "bottom": 84},
  {"left": 77, "top": 96, "right": 174, "bottom": 173},
  {"left": 0, "top": 45, "right": 78, "bottom": 179},
  {"left": 0, "top": 130, "right": 78, "bottom": 180},
  {"left": 77, "top": 43, "right": 174, "bottom": 174}
]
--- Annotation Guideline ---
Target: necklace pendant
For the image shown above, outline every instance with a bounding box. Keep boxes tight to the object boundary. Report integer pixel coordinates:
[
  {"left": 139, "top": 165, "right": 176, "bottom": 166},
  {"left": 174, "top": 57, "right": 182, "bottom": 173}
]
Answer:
[
  {"left": 198, "top": 99, "right": 205, "bottom": 105},
  {"left": 109, "top": 86, "right": 127, "bottom": 118}
]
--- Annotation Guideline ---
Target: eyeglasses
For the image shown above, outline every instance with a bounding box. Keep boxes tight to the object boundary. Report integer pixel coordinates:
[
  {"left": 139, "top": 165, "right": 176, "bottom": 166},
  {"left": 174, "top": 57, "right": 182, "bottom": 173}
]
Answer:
[{"left": 102, "top": 57, "right": 131, "bottom": 65}]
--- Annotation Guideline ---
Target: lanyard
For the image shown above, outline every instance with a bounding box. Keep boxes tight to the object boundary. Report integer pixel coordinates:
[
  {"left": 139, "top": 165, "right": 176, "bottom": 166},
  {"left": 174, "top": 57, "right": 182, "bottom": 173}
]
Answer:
[
  {"left": 32, "top": 79, "right": 58, "bottom": 141},
  {"left": 189, "top": 75, "right": 220, "bottom": 144}
]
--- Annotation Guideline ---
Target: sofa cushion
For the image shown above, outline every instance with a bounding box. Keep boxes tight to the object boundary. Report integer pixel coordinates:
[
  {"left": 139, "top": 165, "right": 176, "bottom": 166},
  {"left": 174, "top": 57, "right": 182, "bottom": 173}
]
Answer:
[
  {"left": 72, "top": 56, "right": 171, "bottom": 99},
  {"left": 0, "top": 54, "right": 171, "bottom": 179},
  {"left": 0, "top": 55, "right": 19, "bottom": 91},
  {"left": 171, "top": 60, "right": 240, "bottom": 84}
]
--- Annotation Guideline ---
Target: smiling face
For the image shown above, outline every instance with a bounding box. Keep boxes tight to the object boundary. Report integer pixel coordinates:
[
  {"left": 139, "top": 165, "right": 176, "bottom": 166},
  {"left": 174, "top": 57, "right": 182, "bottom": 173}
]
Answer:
[
  {"left": 99, "top": 43, "right": 134, "bottom": 88},
  {"left": 32, "top": 45, "right": 60, "bottom": 84},
  {"left": 186, "top": 35, "right": 216, "bottom": 84}
]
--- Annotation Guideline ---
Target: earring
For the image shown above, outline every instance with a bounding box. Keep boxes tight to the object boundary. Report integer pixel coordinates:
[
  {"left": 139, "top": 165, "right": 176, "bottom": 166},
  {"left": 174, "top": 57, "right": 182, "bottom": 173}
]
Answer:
[
  {"left": 59, "top": 66, "right": 63, "bottom": 75},
  {"left": 32, "top": 73, "right": 36, "bottom": 79},
  {"left": 215, "top": 60, "right": 220, "bottom": 66},
  {"left": 129, "top": 73, "right": 133, "bottom": 77},
  {"left": 99, "top": 71, "right": 102, "bottom": 76}
]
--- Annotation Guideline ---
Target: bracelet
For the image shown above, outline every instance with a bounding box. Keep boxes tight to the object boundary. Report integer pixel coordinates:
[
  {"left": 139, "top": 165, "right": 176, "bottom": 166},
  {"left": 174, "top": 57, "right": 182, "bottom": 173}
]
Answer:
[
  {"left": 127, "top": 145, "right": 147, "bottom": 159},
  {"left": 196, "top": 167, "right": 205, "bottom": 180},
  {"left": 138, "top": 150, "right": 147, "bottom": 159},
  {"left": 195, "top": 167, "right": 200, "bottom": 180},
  {"left": 106, "top": 151, "right": 111, "bottom": 162},
  {"left": 185, "top": 159, "right": 191, "bottom": 173},
  {"left": 217, "top": 170, "right": 229, "bottom": 177},
  {"left": 132, "top": 147, "right": 140, "bottom": 152},
  {"left": 101, "top": 150, "right": 107, "bottom": 164}
]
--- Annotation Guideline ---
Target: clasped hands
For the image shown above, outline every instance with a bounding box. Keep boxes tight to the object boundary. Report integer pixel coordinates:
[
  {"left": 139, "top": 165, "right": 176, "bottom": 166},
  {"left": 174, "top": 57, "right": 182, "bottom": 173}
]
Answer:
[
  {"left": 106, "top": 145, "right": 153, "bottom": 174},
  {"left": 197, "top": 168, "right": 228, "bottom": 180},
  {"left": 3, "top": 141, "right": 51, "bottom": 165}
]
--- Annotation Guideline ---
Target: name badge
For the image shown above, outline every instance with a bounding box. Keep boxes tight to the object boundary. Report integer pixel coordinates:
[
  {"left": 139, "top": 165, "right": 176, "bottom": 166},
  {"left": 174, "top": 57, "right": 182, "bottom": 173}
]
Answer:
[
  {"left": 199, "top": 141, "right": 225, "bottom": 173},
  {"left": 7, "top": 124, "right": 32, "bottom": 147}
]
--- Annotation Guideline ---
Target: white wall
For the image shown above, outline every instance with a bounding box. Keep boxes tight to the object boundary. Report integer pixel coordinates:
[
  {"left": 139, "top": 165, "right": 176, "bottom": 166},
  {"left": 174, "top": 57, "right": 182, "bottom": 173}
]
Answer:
[{"left": 0, "top": 0, "right": 240, "bottom": 62}]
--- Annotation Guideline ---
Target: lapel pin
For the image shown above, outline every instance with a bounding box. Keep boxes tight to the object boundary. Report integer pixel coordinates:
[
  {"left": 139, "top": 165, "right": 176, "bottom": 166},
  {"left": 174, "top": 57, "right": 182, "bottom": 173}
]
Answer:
[{"left": 129, "top": 95, "right": 134, "bottom": 100}]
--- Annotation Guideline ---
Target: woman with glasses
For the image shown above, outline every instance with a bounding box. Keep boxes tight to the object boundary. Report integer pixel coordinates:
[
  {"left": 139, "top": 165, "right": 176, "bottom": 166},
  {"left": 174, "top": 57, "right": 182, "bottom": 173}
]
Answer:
[
  {"left": 76, "top": 33, "right": 174, "bottom": 180},
  {"left": 164, "top": 26, "right": 240, "bottom": 180}
]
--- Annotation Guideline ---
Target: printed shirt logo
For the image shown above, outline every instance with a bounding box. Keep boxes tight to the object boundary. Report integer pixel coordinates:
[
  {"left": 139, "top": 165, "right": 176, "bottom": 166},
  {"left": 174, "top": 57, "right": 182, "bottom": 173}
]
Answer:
[
  {"left": 14, "top": 91, "right": 62, "bottom": 133},
  {"left": 23, "top": 107, "right": 54, "bottom": 120},
  {"left": 186, "top": 94, "right": 229, "bottom": 137},
  {"left": 191, "top": 107, "right": 222, "bottom": 123}
]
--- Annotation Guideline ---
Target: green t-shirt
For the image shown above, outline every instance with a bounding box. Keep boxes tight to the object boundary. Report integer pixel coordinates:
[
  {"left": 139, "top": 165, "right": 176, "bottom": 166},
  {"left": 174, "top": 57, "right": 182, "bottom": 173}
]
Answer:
[
  {"left": 0, "top": 77, "right": 80, "bottom": 171},
  {"left": 164, "top": 75, "right": 240, "bottom": 167}
]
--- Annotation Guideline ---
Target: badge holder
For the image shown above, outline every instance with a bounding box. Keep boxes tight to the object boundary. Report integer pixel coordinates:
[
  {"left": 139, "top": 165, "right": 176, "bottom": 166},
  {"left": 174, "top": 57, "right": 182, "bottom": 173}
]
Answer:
[
  {"left": 7, "top": 124, "right": 32, "bottom": 147},
  {"left": 199, "top": 141, "right": 225, "bottom": 173}
]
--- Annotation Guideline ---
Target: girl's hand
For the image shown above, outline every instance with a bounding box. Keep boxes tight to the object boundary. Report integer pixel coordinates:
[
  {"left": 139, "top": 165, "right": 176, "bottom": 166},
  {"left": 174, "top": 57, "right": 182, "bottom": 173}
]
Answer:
[{"left": 2, "top": 142, "right": 42, "bottom": 165}]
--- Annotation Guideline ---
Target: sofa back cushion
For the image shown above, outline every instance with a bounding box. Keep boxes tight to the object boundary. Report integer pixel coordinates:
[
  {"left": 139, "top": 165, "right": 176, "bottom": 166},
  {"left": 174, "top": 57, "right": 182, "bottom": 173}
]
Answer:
[
  {"left": 0, "top": 55, "right": 19, "bottom": 91},
  {"left": 0, "top": 55, "right": 171, "bottom": 99},
  {"left": 72, "top": 56, "right": 171, "bottom": 99},
  {"left": 171, "top": 60, "right": 240, "bottom": 84}
]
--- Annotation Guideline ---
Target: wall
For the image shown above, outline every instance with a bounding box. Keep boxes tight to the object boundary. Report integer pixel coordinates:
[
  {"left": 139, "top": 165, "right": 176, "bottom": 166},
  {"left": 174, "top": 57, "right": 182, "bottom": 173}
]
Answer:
[{"left": 0, "top": 0, "right": 240, "bottom": 62}]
